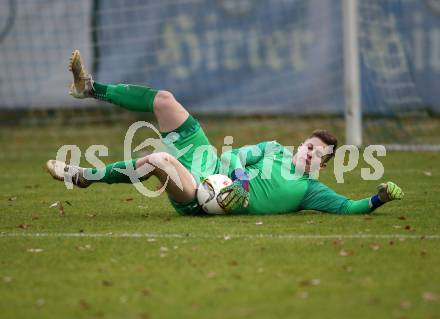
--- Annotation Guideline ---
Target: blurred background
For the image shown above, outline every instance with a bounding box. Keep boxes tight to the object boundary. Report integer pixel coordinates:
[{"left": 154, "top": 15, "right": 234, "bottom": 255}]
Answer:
[{"left": 0, "top": 0, "right": 439, "bottom": 158}]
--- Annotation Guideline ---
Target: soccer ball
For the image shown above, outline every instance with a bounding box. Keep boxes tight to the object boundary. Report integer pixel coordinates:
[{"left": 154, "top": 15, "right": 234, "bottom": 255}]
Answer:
[{"left": 197, "top": 174, "right": 233, "bottom": 214}]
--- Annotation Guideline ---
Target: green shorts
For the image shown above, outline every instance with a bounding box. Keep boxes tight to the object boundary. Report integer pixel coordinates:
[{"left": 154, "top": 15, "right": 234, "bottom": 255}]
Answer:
[{"left": 161, "top": 115, "right": 220, "bottom": 215}]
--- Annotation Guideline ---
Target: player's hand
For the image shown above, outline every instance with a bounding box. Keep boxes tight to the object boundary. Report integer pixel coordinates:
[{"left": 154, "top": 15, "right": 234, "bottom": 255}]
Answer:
[
  {"left": 218, "top": 169, "right": 250, "bottom": 212},
  {"left": 377, "top": 181, "right": 404, "bottom": 202}
]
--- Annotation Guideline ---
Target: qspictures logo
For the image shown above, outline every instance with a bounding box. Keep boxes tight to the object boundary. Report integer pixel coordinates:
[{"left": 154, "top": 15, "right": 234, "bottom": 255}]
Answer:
[{"left": 54, "top": 121, "right": 387, "bottom": 197}]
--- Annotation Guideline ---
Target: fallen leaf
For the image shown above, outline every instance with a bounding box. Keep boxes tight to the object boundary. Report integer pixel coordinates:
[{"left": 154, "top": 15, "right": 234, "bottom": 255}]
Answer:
[
  {"left": 27, "top": 248, "right": 43, "bottom": 253},
  {"left": 255, "top": 221, "right": 263, "bottom": 225},
  {"left": 299, "top": 278, "right": 320, "bottom": 286},
  {"left": 3, "top": 276, "right": 12, "bottom": 283},
  {"left": 423, "top": 292, "right": 439, "bottom": 302},
  {"left": 79, "top": 299, "right": 90, "bottom": 310},
  {"left": 339, "top": 249, "right": 353, "bottom": 257},
  {"left": 36, "top": 298, "right": 45, "bottom": 307},
  {"left": 306, "top": 220, "right": 316, "bottom": 224},
  {"left": 49, "top": 201, "right": 65, "bottom": 216},
  {"left": 123, "top": 198, "right": 133, "bottom": 202},
  {"left": 398, "top": 216, "right": 406, "bottom": 220},
  {"left": 224, "top": 235, "right": 231, "bottom": 240},
  {"left": 139, "top": 313, "right": 150, "bottom": 319},
  {"left": 404, "top": 225, "right": 412, "bottom": 230},
  {"left": 8, "top": 196, "right": 17, "bottom": 201},
  {"left": 86, "top": 213, "right": 96, "bottom": 218},
  {"left": 333, "top": 239, "right": 344, "bottom": 246},
  {"left": 400, "top": 300, "right": 412, "bottom": 309},
  {"left": 31, "top": 215, "right": 39, "bottom": 220},
  {"left": 423, "top": 171, "right": 432, "bottom": 176},
  {"left": 297, "top": 291, "right": 309, "bottom": 299},
  {"left": 343, "top": 265, "right": 353, "bottom": 272},
  {"left": 141, "top": 288, "right": 150, "bottom": 296},
  {"left": 17, "top": 224, "right": 31, "bottom": 229},
  {"left": 77, "top": 244, "right": 93, "bottom": 251},
  {"left": 370, "top": 244, "right": 380, "bottom": 251}
]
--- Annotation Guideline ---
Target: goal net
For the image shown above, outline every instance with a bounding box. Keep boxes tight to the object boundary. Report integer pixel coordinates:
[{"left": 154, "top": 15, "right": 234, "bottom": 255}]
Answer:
[{"left": 0, "top": 0, "right": 439, "bottom": 149}]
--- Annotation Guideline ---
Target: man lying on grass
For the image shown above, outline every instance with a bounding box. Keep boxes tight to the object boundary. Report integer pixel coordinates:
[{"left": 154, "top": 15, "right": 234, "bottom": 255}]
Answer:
[{"left": 46, "top": 50, "right": 404, "bottom": 215}]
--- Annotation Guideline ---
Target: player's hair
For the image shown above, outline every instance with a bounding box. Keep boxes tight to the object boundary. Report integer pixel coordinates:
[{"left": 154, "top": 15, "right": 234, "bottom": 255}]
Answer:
[{"left": 309, "top": 129, "right": 338, "bottom": 161}]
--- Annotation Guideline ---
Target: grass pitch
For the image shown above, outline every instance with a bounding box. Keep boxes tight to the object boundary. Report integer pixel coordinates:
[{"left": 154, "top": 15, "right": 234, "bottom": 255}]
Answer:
[{"left": 1, "top": 116, "right": 440, "bottom": 319}]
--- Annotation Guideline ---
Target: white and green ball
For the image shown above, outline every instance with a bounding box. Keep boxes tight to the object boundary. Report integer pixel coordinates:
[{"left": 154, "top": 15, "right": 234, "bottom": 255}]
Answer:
[{"left": 197, "top": 174, "right": 232, "bottom": 214}]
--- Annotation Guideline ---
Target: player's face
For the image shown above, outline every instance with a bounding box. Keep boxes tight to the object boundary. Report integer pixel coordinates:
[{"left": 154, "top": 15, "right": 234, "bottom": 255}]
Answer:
[{"left": 294, "top": 137, "right": 331, "bottom": 173}]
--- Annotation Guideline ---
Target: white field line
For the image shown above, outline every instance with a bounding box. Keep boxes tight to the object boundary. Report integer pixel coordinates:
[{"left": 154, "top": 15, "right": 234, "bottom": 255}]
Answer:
[{"left": 0, "top": 232, "right": 440, "bottom": 240}]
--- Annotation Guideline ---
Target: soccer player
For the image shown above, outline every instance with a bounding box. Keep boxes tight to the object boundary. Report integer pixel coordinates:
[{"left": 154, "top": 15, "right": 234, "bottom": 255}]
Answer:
[{"left": 46, "top": 50, "right": 404, "bottom": 215}]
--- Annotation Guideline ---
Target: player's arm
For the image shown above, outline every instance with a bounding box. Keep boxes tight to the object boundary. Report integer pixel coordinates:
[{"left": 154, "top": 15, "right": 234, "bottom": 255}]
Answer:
[
  {"left": 217, "top": 141, "right": 280, "bottom": 212},
  {"left": 219, "top": 141, "right": 280, "bottom": 176},
  {"left": 300, "top": 180, "right": 404, "bottom": 214}
]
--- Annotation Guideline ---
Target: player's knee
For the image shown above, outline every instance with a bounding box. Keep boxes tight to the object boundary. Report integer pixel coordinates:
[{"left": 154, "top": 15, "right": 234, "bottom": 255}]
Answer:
[
  {"left": 154, "top": 90, "right": 176, "bottom": 110},
  {"left": 146, "top": 152, "right": 175, "bottom": 168}
]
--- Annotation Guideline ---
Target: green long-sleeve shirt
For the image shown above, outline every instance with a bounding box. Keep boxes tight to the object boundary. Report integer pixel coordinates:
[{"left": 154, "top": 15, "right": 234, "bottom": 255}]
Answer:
[{"left": 219, "top": 141, "right": 372, "bottom": 215}]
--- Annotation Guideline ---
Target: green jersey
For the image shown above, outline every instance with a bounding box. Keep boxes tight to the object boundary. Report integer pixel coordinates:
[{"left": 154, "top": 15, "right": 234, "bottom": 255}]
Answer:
[{"left": 220, "top": 141, "right": 372, "bottom": 215}]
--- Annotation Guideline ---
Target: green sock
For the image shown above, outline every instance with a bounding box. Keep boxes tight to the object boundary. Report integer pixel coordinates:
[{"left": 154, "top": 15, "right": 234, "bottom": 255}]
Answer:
[
  {"left": 93, "top": 82, "right": 157, "bottom": 112},
  {"left": 85, "top": 160, "right": 139, "bottom": 184}
]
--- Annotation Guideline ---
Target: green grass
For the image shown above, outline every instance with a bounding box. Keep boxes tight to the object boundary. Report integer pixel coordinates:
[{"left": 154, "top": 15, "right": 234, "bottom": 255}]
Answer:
[{"left": 1, "top": 117, "right": 440, "bottom": 319}]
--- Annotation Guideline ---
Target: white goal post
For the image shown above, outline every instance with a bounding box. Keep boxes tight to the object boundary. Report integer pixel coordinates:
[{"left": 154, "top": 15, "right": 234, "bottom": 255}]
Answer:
[{"left": 343, "top": 0, "right": 363, "bottom": 147}]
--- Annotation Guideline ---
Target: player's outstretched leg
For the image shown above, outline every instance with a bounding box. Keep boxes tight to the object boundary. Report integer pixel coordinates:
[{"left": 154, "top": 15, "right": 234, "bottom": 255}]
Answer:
[
  {"left": 68, "top": 49, "right": 189, "bottom": 133},
  {"left": 46, "top": 152, "right": 197, "bottom": 203}
]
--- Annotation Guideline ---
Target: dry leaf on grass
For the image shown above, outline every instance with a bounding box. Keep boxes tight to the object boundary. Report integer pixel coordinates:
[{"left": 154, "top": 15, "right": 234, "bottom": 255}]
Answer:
[
  {"left": 76, "top": 244, "right": 93, "bottom": 251},
  {"left": 339, "top": 249, "right": 353, "bottom": 257},
  {"left": 423, "top": 292, "right": 439, "bottom": 302},
  {"left": 17, "top": 224, "right": 31, "bottom": 229},
  {"left": 3, "top": 276, "right": 12, "bottom": 283},
  {"left": 333, "top": 239, "right": 344, "bottom": 246},
  {"left": 297, "top": 291, "right": 309, "bottom": 299},
  {"left": 299, "top": 278, "right": 321, "bottom": 286},
  {"left": 36, "top": 298, "right": 45, "bottom": 307},
  {"left": 400, "top": 300, "right": 412, "bottom": 309},
  {"left": 27, "top": 248, "right": 43, "bottom": 253},
  {"left": 207, "top": 272, "right": 216, "bottom": 278},
  {"left": 49, "top": 201, "right": 65, "bottom": 216},
  {"left": 141, "top": 288, "right": 151, "bottom": 296},
  {"left": 79, "top": 299, "right": 90, "bottom": 310}
]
